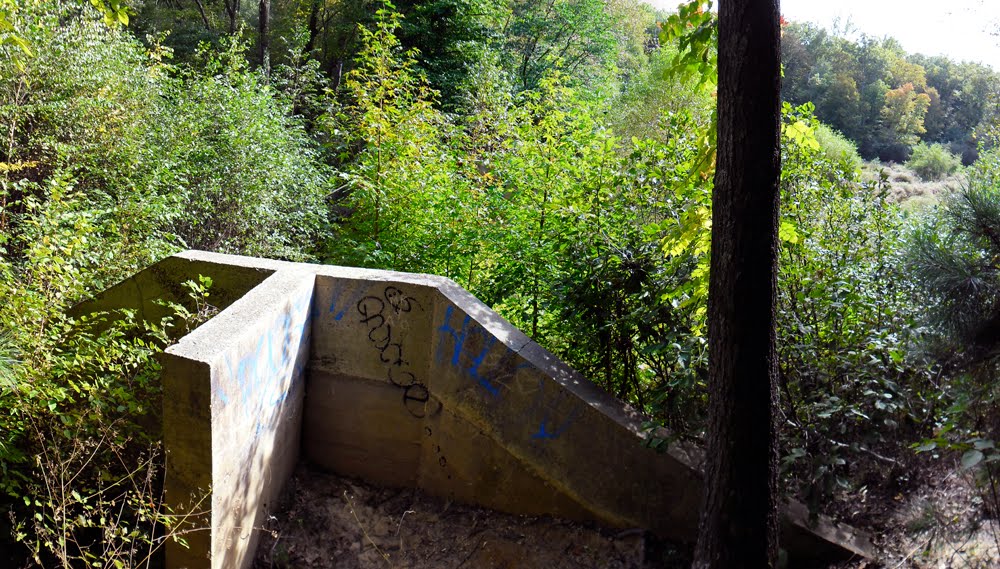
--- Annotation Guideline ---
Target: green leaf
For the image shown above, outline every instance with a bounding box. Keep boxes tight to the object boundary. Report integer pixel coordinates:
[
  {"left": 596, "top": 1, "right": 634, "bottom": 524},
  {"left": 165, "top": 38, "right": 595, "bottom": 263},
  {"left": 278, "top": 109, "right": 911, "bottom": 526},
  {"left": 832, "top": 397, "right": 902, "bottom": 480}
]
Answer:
[
  {"left": 783, "top": 120, "right": 821, "bottom": 151},
  {"left": 962, "top": 449, "right": 984, "bottom": 469},
  {"left": 11, "top": 35, "right": 32, "bottom": 56},
  {"left": 778, "top": 220, "right": 801, "bottom": 245}
]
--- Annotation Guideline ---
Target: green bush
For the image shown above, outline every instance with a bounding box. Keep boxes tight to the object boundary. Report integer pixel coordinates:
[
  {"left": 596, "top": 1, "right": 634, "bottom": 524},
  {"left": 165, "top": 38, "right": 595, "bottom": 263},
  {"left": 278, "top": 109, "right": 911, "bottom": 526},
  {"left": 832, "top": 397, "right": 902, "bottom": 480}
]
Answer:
[
  {"left": 907, "top": 149, "right": 1000, "bottom": 351},
  {"left": 904, "top": 148, "right": 1000, "bottom": 487},
  {"left": 814, "top": 122, "right": 862, "bottom": 171},
  {"left": 778, "top": 106, "right": 928, "bottom": 509},
  {"left": 0, "top": 3, "right": 334, "bottom": 564},
  {"left": 144, "top": 39, "right": 332, "bottom": 260},
  {"left": 0, "top": 179, "right": 213, "bottom": 566},
  {"left": 908, "top": 142, "right": 962, "bottom": 181},
  {"left": 0, "top": 1, "right": 173, "bottom": 289}
]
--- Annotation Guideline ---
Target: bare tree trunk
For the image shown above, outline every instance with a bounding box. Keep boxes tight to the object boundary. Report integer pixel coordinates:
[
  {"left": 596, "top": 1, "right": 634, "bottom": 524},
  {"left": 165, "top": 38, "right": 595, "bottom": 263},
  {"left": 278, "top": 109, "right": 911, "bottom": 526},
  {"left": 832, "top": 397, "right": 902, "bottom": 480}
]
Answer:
[
  {"left": 259, "top": 0, "right": 271, "bottom": 75},
  {"left": 225, "top": 0, "right": 241, "bottom": 34},
  {"left": 192, "top": 0, "right": 212, "bottom": 30},
  {"left": 306, "top": 0, "right": 321, "bottom": 52},
  {"left": 692, "top": 0, "right": 782, "bottom": 568}
]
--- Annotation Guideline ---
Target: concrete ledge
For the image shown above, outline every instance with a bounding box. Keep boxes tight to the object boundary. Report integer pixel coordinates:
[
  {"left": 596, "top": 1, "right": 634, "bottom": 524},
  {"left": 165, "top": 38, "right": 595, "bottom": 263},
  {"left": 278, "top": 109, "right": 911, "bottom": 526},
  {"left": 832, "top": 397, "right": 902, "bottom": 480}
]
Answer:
[{"left": 95, "top": 251, "right": 872, "bottom": 567}]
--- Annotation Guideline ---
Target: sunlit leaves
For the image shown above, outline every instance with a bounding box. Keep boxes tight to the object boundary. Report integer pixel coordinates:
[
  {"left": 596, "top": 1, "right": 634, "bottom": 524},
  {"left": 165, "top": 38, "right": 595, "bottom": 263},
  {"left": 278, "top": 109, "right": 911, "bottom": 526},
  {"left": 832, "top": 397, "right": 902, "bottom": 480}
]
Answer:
[
  {"left": 89, "top": 0, "right": 130, "bottom": 26},
  {"left": 659, "top": 0, "right": 716, "bottom": 88}
]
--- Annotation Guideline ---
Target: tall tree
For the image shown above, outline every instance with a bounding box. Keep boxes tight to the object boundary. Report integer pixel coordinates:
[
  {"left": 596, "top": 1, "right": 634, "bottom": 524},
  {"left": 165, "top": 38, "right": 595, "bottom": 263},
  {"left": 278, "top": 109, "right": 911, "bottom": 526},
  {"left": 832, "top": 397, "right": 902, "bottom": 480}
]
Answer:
[
  {"left": 504, "top": 0, "right": 617, "bottom": 91},
  {"left": 693, "top": 0, "right": 781, "bottom": 567},
  {"left": 259, "top": 0, "right": 270, "bottom": 73},
  {"left": 224, "top": 0, "right": 241, "bottom": 33}
]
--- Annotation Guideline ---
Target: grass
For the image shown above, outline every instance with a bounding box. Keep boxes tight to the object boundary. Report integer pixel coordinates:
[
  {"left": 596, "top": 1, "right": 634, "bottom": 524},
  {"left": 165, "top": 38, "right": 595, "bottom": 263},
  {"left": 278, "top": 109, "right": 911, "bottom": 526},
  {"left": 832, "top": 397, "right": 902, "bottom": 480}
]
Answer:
[{"left": 863, "top": 161, "right": 964, "bottom": 209}]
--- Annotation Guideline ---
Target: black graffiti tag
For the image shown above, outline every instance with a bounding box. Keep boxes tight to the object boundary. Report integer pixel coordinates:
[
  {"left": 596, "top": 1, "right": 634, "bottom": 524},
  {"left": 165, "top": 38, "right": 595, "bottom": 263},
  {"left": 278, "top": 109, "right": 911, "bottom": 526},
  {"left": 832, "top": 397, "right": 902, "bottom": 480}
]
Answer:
[{"left": 357, "top": 286, "right": 430, "bottom": 417}]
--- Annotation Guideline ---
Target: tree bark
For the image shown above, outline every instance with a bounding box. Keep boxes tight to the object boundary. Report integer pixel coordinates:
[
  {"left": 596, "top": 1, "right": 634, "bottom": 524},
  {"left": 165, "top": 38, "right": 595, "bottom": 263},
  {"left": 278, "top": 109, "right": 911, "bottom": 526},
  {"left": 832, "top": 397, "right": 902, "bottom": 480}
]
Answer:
[
  {"left": 306, "top": 0, "right": 321, "bottom": 52},
  {"left": 225, "top": 0, "right": 241, "bottom": 34},
  {"left": 692, "top": 1, "right": 782, "bottom": 568},
  {"left": 192, "top": 0, "right": 212, "bottom": 30},
  {"left": 259, "top": 0, "right": 271, "bottom": 75}
]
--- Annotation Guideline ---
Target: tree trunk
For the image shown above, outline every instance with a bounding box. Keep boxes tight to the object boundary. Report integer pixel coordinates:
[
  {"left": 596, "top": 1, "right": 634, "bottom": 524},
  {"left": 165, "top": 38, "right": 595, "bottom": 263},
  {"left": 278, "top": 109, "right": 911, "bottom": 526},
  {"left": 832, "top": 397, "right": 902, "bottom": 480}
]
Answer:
[
  {"left": 259, "top": 0, "right": 271, "bottom": 75},
  {"left": 225, "top": 0, "right": 241, "bottom": 34},
  {"left": 692, "top": 0, "right": 782, "bottom": 568},
  {"left": 306, "top": 0, "right": 321, "bottom": 52},
  {"left": 192, "top": 0, "right": 212, "bottom": 30}
]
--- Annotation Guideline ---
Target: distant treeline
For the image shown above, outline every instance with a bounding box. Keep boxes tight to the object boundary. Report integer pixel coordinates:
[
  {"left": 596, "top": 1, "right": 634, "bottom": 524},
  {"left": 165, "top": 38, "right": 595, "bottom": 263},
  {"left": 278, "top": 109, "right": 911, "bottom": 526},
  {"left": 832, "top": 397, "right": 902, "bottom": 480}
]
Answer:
[{"left": 782, "top": 21, "right": 1000, "bottom": 164}]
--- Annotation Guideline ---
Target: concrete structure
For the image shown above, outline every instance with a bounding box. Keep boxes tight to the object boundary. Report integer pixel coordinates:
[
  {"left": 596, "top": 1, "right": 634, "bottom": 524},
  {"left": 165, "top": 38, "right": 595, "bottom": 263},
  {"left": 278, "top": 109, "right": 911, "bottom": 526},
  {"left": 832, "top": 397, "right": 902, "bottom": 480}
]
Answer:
[{"left": 90, "top": 251, "right": 872, "bottom": 568}]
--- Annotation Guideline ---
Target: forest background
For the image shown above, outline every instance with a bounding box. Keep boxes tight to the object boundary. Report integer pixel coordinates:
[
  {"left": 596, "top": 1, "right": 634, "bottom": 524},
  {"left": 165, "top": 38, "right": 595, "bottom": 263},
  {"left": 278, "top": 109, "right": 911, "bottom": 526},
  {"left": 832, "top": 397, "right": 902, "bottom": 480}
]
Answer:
[{"left": 3, "top": 0, "right": 1000, "bottom": 565}]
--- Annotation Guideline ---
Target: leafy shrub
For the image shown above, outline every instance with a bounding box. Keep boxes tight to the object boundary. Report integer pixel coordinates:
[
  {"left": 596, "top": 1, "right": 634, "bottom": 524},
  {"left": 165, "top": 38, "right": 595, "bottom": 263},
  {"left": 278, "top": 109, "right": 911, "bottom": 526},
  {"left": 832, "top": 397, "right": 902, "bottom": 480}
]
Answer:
[
  {"left": 0, "top": 1, "right": 331, "bottom": 268},
  {"left": 0, "top": 176, "right": 221, "bottom": 566},
  {"left": 908, "top": 142, "right": 962, "bottom": 181},
  {"left": 0, "top": 3, "right": 332, "bottom": 563},
  {"left": 145, "top": 38, "right": 331, "bottom": 260},
  {"left": 606, "top": 45, "right": 714, "bottom": 144},
  {"left": 815, "top": 122, "right": 862, "bottom": 171},
  {"left": 774, "top": 104, "right": 931, "bottom": 510},
  {"left": 907, "top": 149, "right": 1000, "bottom": 355},
  {"left": 324, "top": 6, "right": 472, "bottom": 273},
  {"left": 905, "top": 149, "right": 1000, "bottom": 499},
  {"left": 0, "top": 1, "right": 173, "bottom": 288}
]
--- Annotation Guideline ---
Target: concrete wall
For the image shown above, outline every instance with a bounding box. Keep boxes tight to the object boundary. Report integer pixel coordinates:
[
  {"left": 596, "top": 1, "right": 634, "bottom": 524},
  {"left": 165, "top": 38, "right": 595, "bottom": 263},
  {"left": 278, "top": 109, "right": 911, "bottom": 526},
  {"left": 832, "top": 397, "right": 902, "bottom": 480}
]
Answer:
[
  {"left": 71, "top": 252, "right": 290, "bottom": 326},
  {"left": 159, "top": 262, "right": 314, "bottom": 569},
  {"left": 99, "top": 251, "right": 872, "bottom": 567},
  {"left": 302, "top": 271, "right": 708, "bottom": 538}
]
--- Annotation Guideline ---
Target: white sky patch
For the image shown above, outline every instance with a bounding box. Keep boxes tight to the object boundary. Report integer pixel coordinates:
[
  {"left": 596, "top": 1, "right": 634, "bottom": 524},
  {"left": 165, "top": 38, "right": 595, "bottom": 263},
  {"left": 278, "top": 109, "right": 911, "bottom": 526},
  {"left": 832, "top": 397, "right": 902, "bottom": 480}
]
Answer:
[{"left": 643, "top": 0, "right": 1000, "bottom": 70}]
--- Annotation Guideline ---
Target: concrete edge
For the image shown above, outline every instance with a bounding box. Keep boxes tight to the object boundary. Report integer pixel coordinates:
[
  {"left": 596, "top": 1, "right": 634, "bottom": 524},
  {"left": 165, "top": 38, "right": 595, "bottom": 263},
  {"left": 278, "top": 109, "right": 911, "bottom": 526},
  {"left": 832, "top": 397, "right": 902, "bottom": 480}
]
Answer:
[{"left": 165, "top": 268, "right": 316, "bottom": 363}]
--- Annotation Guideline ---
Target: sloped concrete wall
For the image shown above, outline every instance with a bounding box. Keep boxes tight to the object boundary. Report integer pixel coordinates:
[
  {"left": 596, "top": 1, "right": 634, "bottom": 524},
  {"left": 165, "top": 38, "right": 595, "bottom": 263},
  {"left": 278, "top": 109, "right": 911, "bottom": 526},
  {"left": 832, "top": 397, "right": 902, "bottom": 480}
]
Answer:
[
  {"left": 101, "top": 251, "right": 871, "bottom": 568},
  {"left": 71, "top": 252, "right": 288, "bottom": 325},
  {"left": 302, "top": 271, "right": 708, "bottom": 538}
]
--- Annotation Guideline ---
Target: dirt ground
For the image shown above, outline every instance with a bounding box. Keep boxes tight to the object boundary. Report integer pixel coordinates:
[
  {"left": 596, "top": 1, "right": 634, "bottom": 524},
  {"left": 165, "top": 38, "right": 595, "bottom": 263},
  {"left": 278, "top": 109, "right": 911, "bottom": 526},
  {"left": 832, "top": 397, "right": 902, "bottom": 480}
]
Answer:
[
  {"left": 253, "top": 456, "right": 1000, "bottom": 569},
  {"left": 861, "top": 456, "right": 1000, "bottom": 568},
  {"left": 252, "top": 462, "right": 691, "bottom": 569}
]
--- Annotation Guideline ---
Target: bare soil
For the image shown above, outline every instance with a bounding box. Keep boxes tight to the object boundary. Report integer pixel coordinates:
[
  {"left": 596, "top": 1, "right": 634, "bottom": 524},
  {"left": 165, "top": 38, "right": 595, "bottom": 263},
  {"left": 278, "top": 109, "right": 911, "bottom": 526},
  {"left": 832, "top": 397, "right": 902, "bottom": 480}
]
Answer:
[
  {"left": 819, "top": 449, "right": 1000, "bottom": 569},
  {"left": 254, "top": 453, "right": 1000, "bottom": 569},
  {"left": 253, "top": 463, "right": 690, "bottom": 569},
  {"left": 866, "top": 456, "right": 1000, "bottom": 568}
]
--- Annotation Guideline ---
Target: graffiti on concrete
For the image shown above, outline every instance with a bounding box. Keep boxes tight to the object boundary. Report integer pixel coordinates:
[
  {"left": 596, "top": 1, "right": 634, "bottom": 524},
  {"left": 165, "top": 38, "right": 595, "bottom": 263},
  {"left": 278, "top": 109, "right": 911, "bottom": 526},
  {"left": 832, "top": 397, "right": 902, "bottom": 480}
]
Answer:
[
  {"left": 356, "top": 285, "right": 431, "bottom": 418},
  {"left": 217, "top": 291, "right": 312, "bottom": 435},
  {"left": 435, "top": 305, "right": 582, "bottom": 441},
  {"left": 435, "top": 305, "right": 532, "bottom": 397},
  {"left": 527, "top": 378, "right": 582, "bottom": 440},
  {"left": 322, "top": 278, "right": 380, "bottom": 322}
]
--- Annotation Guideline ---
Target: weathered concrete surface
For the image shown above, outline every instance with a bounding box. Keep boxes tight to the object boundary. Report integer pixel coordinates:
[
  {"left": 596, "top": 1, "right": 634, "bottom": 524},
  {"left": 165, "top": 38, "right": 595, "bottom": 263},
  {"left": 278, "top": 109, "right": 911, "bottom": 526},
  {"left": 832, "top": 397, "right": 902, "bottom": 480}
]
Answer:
[
  {"left": 303, "top": 270, "right": 870, "bottom": 563},
  {"left": 100, "top": 251, "right": 872, "bottom": 568},
  {"left": 71, "top": 251, "right": 291, "bottom": 325},
  {"left": 162, "top": 264, "right": 314, "bottom": 569}
]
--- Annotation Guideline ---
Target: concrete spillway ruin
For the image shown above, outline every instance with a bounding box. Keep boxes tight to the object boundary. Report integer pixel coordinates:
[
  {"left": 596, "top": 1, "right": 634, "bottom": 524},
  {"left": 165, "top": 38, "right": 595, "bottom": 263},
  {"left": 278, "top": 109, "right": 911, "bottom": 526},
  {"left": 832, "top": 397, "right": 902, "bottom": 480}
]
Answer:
[{"left": 85, "top": 251, "right": 872, "bottom": 568}]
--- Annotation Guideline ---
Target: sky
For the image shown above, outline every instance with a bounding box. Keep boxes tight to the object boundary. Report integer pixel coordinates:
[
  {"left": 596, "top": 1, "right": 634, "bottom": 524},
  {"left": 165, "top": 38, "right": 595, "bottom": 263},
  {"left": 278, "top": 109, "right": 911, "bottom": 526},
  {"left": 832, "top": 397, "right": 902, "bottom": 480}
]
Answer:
[{"left": 644, "top": 0, "right": 1000, "bottom": 71}]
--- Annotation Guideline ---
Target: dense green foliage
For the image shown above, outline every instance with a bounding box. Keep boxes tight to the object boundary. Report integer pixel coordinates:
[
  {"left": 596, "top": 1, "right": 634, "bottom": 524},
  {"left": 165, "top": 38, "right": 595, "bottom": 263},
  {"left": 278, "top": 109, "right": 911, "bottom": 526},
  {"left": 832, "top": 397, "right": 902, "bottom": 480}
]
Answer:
[
  {"left": 907, "top": 141, "right": 962, "bottom": 180},
  {"left": 2, "top": 0, "right": 1000, "bottom": 564},
  {"left": 782, "top": 21, "right": 1000, "bottom": 164},
  {"left": 905, "top": 149, "right": 1000, "bottom": 490},
  {"left": 0, "top": 2, "right": 328, "bottom": 565}
]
